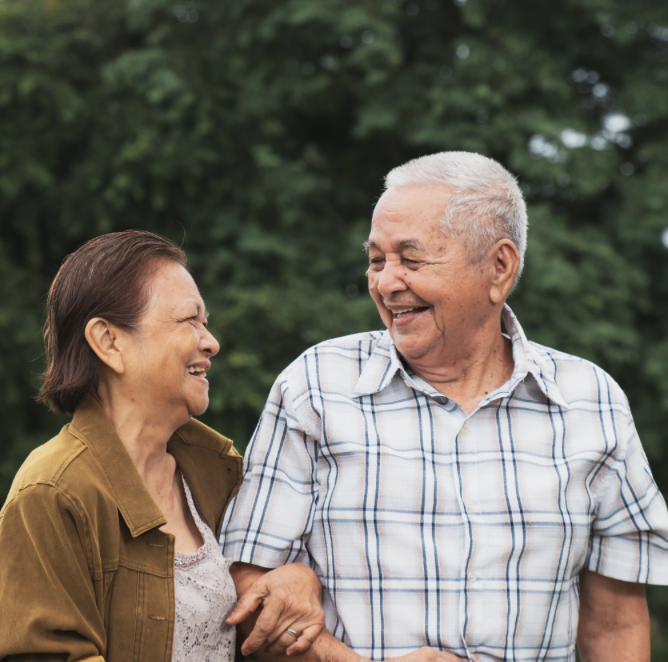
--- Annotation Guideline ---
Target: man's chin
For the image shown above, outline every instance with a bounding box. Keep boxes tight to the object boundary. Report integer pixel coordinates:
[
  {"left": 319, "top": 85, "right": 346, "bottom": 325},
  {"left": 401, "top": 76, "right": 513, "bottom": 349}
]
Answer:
[{"left": 391, "top": 334, "right": 435, "bottom": 362}]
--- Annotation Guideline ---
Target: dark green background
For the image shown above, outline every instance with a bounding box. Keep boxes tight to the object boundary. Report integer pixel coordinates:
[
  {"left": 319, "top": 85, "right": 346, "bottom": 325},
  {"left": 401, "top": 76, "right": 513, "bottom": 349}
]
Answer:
[{"left": 1, "top": 0, "right": 668, "bottom": 654}]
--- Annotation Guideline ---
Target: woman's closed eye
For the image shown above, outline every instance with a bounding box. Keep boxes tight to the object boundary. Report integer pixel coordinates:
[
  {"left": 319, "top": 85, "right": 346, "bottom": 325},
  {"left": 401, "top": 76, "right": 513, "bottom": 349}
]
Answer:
[{"left": 184, "top": 314, "right": 209, "bottom": 328}]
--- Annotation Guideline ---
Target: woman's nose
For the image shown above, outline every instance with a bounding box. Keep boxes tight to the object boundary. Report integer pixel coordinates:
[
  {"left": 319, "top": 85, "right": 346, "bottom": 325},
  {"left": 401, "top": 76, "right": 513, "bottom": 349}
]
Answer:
[{"left": 201, "top": 327, "right": 220, "bottom": 357}]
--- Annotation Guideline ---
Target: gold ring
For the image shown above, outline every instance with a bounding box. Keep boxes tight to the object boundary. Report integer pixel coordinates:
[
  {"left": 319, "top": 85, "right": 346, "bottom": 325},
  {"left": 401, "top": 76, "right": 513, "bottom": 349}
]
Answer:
[{"left": 285, "top": 628, "right": 302, "bottom": 639}]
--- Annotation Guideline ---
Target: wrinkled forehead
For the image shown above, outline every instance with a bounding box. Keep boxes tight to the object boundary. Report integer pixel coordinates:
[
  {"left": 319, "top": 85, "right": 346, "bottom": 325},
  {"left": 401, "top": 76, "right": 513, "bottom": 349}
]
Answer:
[
  {"left": 144, "top": 261, "right": 205, "bottom": 315},
  {"left": 369, "top": 186, "right": 451, "bottom": 247}
]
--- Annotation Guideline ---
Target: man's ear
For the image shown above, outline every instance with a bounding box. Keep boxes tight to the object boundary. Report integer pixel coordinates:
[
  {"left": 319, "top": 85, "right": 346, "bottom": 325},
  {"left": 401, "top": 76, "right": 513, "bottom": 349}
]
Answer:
[
  {"left": 84, "top": 318, "right": 126, "bottom": 375},
  {"left": 488, "top": 239, "right": 521, "bottom": 305}
]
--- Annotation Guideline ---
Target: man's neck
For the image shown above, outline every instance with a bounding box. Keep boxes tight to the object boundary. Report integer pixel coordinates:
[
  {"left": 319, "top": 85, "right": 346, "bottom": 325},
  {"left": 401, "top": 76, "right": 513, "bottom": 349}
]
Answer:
[{"left": 402, "top": 317, "right": 515, "bottom": 415}]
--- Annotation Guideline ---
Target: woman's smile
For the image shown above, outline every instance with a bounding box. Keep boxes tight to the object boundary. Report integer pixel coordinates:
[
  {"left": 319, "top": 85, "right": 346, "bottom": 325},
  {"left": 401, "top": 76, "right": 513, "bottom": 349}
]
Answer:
[{"left": 187, "top": 361, "right": 210, "bottom": 384}]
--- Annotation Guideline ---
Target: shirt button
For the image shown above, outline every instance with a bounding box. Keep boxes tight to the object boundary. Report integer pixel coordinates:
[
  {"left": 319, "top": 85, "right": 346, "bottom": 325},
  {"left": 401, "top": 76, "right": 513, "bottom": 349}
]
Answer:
[
  {"left": 468, "top": 573, "right": 477, "bottom": 583},
  {"left": 459, "top": 426, "right": 470, "bottom": 437}
]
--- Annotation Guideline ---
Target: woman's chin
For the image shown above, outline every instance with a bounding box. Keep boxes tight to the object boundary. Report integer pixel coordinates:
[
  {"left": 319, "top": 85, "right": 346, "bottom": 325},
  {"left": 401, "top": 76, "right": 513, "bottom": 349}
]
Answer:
[{"left": 188, "top": 396, "right": 210, "bottom": 418}]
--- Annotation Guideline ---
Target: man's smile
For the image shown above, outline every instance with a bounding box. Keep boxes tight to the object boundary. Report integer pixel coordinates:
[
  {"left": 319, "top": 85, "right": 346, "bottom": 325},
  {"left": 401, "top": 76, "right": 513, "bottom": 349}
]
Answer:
[{"left": 384, "top": 303, "right": 431, "bottom": 326}]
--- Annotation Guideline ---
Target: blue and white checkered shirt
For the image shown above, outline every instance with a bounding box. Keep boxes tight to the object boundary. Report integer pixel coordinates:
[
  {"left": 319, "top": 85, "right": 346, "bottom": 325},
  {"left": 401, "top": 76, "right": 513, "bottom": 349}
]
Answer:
[{"left": 221, "top": 306, "right": 668, "bottom": 662}]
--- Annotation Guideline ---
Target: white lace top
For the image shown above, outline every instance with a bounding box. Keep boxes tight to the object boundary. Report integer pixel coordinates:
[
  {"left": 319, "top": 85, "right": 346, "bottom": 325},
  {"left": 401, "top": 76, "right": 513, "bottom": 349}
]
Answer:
[{"left": 172, "top": 476, "right": 236, "bottom": 662}]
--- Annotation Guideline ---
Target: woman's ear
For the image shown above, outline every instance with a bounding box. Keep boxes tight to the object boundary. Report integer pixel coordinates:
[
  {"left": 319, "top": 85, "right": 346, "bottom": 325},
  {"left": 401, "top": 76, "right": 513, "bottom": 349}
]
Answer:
[{"left": 85, "top": 318, "right": 125, "bottom": 375}]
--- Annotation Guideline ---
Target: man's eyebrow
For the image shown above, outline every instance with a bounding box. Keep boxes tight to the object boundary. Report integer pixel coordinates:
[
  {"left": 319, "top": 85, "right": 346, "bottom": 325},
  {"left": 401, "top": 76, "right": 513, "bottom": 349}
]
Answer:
[
  {"left": 398, "top": 239, "right": 423, "bottom": 251},
  {"left": 363, "top": 239, "right": 424, "bottom": 252}
]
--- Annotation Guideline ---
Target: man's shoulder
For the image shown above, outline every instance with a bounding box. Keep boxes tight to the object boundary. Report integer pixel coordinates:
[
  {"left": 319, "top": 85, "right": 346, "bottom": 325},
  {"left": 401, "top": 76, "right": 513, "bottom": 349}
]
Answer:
[
  {"left": 283, "top": 330, "right": 387, "bottom": 373},
  {"left": 527, "top": 340, "right": 629, "bottom": 408},
  {"left": 274, "top": 330, "right": 388, "bottom": 399}
]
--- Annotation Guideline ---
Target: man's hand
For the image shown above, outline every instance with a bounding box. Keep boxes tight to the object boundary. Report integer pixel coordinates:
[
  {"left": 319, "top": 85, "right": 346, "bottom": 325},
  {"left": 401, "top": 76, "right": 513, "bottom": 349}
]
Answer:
[
  {"left": 386, "top": 646, "right": 481, "bottom": 662},
  {"left": 228, "top": 563, "right": 480, "bottom": 662},
  {"left": 228, "top": 562, "right": 326, "bottom": 656},
  {"left": 577, "top": 569, "right": 650, "bottom": 662}
]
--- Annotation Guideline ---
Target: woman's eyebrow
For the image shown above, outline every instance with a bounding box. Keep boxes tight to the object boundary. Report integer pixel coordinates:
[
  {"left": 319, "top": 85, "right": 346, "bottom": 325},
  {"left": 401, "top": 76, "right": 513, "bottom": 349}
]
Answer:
[
  {"left": 176, "top": 301, "right": 209, "bottom": 318},
  {"left": 195, "top": 302, "right": 211, "bottom": 320}
]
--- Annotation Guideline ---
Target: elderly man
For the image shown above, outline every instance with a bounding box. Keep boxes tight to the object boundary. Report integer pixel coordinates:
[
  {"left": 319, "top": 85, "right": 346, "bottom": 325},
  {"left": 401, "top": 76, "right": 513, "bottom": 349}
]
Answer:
[{"left": 222, "top": 152, "right": 668, "bottom": 662}]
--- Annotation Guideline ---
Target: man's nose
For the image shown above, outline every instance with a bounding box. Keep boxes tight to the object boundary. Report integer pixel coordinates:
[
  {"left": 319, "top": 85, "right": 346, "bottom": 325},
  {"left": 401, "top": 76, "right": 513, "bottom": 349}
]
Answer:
[{"left": 376, "top": 259, "right": 408, "bottom": 298}]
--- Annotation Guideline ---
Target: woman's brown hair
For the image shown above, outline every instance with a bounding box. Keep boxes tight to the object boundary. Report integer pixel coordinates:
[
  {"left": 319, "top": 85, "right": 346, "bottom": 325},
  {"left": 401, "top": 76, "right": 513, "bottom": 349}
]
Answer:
[{"left": 39, "top": 230, "right": 187, "bottom": 414}]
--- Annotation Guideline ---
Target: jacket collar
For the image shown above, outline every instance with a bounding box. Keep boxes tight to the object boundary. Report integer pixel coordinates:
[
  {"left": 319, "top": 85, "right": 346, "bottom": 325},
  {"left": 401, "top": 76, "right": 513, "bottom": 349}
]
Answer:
[
  {"left": 352, "top": 304, "right": 569, "bottom": 409},
  {"left": 69, "top": 397, "right": 238, "bottom": 538}
]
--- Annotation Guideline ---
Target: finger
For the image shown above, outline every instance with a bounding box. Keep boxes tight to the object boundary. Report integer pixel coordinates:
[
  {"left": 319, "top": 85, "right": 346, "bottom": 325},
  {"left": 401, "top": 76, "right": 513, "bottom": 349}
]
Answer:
[
  {"left": 264, "top": 628, "right": 305, "bottom": 656},
  {"left": 240, "top": 601, "right": 285, "bottom": 655},
  {"left": 263, "top": 610, "right": 325, "bottom": 655},
  {"left": 226, "top": 585, "right": 268, "bottom": 625},
  {"left": 285, "top": 623, "right": 324, "bottom": 655},
  {"left": 249, "top": 598, "right": 301, "bottom": 650},
  {"left": 264, "top": 619, "right": 323, "bottom": 656},
  {"left": 257, "top": 597, "right": 325, "bottom": 651}
]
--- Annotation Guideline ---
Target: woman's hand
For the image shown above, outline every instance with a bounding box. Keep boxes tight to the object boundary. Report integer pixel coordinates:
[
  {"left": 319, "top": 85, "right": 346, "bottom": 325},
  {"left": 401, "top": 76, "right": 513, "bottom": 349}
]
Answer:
[{"left": 227, "top": 563, "right": 326, "bottom": 656}]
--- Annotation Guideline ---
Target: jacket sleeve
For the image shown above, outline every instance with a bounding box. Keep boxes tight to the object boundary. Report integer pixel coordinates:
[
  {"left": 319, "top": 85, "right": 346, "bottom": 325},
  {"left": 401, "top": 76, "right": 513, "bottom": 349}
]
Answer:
[{"left": 0, "top": 482, "right": 105, "bottom": 661}]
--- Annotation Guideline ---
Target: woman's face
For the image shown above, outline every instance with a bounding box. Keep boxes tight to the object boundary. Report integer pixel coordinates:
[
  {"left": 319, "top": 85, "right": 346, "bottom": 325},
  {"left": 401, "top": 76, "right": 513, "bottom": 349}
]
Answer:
[{"left": 122, "top": 260, "right": 220, "bottom": 422}]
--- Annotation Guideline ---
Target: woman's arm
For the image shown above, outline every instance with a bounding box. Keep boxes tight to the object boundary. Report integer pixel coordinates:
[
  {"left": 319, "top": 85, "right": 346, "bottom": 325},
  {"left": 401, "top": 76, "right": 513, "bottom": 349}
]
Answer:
[
  {"left": 0, "top": 483, "right": 104, "bottom": 659},
  {"left": 227, "top": 561, "right": 326, "bottom": 656}
]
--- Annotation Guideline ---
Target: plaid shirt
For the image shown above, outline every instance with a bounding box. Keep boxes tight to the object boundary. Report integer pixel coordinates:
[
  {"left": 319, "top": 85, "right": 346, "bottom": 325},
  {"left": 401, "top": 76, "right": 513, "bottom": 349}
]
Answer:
[{"left": 221, "top": 306, "right": 668, "bottom": 662}]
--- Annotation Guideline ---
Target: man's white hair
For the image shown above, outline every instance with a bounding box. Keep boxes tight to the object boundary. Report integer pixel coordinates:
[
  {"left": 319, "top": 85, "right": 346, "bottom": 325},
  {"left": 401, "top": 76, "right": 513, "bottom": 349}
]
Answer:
[{"left": 384, "top": 151, "right": 528, "bottom": 282}]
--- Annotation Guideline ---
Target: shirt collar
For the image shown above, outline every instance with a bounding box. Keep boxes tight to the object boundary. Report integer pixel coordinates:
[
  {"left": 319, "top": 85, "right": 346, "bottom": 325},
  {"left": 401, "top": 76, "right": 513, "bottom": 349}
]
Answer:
[
  {"left": 351, "top": 331, "right": 404, "bottom": 398},
  {"left": 352, "top": 305, "right": 569, "bottom": 409},
  {"left": 68, "top": 397, "right": 238, "bottom": 537},
  {"left": 501, "top": 305, "right": 569, "bottom": 409}
]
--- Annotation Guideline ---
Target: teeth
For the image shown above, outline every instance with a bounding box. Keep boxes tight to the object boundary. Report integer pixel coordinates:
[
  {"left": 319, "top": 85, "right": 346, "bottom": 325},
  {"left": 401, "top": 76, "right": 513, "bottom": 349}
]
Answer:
[
  {"left": 188, "top": 366, "right": 206, "bottom": 376},
  {"left": 393, "top": 308, "right": 416, "bottom": 314}
]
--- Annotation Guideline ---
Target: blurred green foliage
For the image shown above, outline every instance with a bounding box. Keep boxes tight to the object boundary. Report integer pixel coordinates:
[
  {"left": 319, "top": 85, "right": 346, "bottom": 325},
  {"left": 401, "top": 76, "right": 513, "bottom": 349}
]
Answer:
[{"left": 1, "top": 0, "right": 668, "bottom": 654}]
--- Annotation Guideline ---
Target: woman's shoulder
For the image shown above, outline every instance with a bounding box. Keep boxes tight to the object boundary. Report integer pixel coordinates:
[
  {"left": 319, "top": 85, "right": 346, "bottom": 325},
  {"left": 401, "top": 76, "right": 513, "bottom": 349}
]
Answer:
[
  {"left": 170, "top": 418, "right": 243, "bottom": 536},
  {"left": 7, "top": 425, "right": 86, "bottom": 492},
  {"left": 2, "top": 423, "right": 115, "bottom": 517},
  {"left": 172, "top": 417, "right": 240, "bottom": 458}
]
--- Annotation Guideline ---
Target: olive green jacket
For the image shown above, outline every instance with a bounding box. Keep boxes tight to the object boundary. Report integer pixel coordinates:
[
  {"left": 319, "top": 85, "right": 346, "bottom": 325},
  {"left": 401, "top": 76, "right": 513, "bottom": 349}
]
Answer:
[{"left": 0, "top": 398, "right": 243, "bottom": 662}]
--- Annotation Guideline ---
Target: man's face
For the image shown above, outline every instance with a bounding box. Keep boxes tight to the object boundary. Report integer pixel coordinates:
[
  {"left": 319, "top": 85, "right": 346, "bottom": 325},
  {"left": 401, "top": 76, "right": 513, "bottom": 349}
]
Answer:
[{"left": 366, "top": 186, "right": 492, "bottom": 362}]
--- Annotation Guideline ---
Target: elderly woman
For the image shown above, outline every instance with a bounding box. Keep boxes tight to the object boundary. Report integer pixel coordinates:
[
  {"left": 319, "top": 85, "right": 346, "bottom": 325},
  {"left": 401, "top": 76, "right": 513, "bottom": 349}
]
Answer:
[{"left": 0, "top": 231, "right": 324, "bottom": 661}]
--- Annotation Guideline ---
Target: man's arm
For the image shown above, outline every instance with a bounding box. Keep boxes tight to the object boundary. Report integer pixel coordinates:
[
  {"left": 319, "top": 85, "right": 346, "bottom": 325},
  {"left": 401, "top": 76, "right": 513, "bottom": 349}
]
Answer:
[
  {"left": 229, "top": 562, "right": 479, "bottom": 662},
  {"left": 228, "top": 562, "right": 362, "bottom": 661},
  {"left": 577, "top": 569, "right": 650, "bottom": 662}
]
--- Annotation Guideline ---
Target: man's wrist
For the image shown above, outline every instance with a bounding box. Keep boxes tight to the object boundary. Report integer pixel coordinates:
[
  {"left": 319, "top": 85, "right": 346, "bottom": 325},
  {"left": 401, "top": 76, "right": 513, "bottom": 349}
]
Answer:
[{"left": 309, "top": 630, "right": 366, "bottom": 662}]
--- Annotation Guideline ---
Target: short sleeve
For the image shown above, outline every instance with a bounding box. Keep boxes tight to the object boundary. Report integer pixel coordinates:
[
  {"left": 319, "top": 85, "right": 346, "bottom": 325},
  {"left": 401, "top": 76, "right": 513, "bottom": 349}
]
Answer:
[
  {"left": 221, "top": 373, "right": 320, "bottom": 568},
  {"left": 0, "top": 483, "right": 105, "bottom": 660},
  {"left": 586, "top": 411, "right": 668, "bottom": 584}
]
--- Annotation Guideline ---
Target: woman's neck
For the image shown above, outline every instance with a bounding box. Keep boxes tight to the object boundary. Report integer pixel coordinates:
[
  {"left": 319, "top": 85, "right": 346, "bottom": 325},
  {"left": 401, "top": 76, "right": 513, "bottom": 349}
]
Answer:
[{"left": 93, "top": 385, "right": 185, "bottom": 484}]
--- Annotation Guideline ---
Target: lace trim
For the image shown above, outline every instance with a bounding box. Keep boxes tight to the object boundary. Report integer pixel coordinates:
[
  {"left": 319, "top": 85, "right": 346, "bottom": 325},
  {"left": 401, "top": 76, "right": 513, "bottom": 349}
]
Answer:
[
  {"left": 172, "top": 474, "right": 236, "bottom": 662},
  {"left": 174, "top": 477, "right": 217, "bottom": 568}
]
